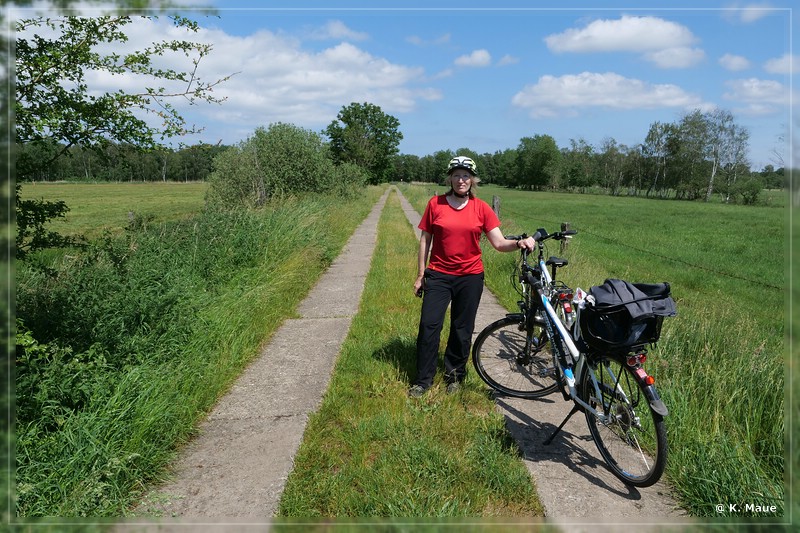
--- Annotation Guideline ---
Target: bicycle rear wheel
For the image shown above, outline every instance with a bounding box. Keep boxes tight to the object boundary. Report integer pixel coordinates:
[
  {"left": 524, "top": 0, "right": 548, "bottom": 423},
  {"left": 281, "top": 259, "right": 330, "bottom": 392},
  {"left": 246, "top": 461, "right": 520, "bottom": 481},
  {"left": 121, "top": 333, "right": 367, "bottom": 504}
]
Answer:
[
  {"left": 580, "top": 355, "right": 667, "bottom": 487},
  {"left": 472, "top": 316, "right": 559, "bottom": 398}
]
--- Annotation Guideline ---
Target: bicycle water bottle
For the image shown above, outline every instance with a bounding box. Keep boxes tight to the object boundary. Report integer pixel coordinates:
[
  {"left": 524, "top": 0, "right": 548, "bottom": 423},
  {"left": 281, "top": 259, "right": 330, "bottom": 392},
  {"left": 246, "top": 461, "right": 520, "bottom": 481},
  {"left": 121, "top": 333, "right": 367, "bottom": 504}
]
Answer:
[{"left": 564, "top": 365, "right": 576, "bottom": 395}]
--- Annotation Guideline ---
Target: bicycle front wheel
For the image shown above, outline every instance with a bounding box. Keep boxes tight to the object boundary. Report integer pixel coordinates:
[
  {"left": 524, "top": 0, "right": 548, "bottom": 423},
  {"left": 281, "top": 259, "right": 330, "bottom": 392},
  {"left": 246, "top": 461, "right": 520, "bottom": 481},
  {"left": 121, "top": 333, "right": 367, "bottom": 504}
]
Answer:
[
  {"left": 580, "top": 356, "right": 667, "bottom": 487},
  {"left": 472, "top": 316, "right": 559, "bottom": 398}
]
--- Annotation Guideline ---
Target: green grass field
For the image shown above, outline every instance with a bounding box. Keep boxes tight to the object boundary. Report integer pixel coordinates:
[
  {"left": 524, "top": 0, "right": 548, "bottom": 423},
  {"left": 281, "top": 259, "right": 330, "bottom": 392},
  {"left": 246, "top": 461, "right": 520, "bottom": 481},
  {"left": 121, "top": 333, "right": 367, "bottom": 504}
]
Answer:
[{"left": 19, "top": 182, "right": 209, "bottom": 237}]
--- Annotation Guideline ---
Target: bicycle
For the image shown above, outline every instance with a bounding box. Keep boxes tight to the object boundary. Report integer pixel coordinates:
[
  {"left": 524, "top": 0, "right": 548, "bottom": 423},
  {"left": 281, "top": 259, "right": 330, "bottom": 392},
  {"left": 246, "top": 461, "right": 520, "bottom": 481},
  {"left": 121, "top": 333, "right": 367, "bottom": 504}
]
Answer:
[
  {"left": 471, "top": 228, "right": 576, "bottom": 398},
  {"left": 473, "top": 228, "right": 676, "bottom": 487}
]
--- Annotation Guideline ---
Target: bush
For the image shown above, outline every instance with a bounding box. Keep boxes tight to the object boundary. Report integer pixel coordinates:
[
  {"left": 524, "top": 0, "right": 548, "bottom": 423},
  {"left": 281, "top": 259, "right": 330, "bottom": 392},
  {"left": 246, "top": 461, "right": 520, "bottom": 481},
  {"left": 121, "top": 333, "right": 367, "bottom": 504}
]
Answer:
[
  {"left": 731, "top": 175, "right": 764, "bottom": 205},
  {"left": 16, "top": 323, "right": 114, "bottom": 429},
  {"left": 333, "top": 162, "right": 370, "bottom": 198},
  {"left": 206, "top": 123, "right": 338, "bottom": 209}
]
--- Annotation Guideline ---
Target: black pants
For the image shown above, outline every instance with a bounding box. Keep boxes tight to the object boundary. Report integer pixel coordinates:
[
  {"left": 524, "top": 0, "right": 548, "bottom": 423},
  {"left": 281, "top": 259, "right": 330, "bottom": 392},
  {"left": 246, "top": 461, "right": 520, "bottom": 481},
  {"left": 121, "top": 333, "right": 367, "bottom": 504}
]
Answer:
[{"left": 414, "top": 269, "right": 484, "bottom": 388}]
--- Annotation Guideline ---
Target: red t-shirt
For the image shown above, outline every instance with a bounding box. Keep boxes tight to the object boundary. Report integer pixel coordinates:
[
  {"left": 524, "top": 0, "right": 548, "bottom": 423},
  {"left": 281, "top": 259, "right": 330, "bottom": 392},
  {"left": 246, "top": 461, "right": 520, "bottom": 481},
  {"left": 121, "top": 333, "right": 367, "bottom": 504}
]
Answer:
[{"left": 418, "top": 195, "right": 501, "bottom": 275}]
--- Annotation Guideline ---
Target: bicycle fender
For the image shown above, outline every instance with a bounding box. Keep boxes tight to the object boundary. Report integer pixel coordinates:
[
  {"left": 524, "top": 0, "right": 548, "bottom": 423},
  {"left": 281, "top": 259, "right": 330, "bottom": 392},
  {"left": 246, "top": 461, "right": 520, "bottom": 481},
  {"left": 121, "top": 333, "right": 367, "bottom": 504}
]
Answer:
[
  {"left": 505, "top": 313, "right": 525, "bottom": 321},
  {"left": 643, "top": 384, "right": 668, "bottom": 417},
  {"left": 632, "top": 367, "right": 668, "bottom": 416}
]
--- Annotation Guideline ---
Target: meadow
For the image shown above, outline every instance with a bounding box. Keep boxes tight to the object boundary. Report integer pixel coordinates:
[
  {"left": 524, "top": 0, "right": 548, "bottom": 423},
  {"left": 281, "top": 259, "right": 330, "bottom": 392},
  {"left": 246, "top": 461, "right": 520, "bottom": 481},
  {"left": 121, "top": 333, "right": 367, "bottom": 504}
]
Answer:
[
  {"left": 14, "top": 181, "right": 791, "bottom": 522},
  {"left": 18, "top": 181, "right": 209, "bottom": 238}
]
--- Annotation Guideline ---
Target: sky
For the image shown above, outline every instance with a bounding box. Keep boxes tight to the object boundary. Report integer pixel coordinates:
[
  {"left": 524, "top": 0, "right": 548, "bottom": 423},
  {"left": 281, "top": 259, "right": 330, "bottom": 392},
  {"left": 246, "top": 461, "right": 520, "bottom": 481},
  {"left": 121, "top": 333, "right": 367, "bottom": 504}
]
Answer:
[{"left": 10, "top": 0, "right": 799, "bottom": 170}]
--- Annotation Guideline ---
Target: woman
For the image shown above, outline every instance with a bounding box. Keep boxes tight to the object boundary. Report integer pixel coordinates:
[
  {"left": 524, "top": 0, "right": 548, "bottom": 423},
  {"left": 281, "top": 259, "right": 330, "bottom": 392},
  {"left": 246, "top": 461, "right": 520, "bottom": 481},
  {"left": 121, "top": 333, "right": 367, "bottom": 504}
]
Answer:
[{"left": 409, "top": 156, "right": 536, "bottom": 397}]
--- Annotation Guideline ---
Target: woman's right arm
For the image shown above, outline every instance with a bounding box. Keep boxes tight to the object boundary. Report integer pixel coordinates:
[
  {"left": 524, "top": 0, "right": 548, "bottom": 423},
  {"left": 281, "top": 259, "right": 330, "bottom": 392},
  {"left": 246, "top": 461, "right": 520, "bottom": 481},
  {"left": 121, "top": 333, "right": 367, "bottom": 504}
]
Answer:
[{"left": 414, "top": 230, "right": 432, "bottom": 296}]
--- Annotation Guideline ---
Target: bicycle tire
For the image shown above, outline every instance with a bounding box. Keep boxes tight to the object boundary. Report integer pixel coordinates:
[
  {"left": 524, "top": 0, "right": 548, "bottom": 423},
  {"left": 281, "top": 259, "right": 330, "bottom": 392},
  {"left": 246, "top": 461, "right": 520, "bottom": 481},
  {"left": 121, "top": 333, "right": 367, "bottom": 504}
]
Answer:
[
  {"left": 580, "top": 355, "right": 668, "bottom": 487},
  {"left": 472, "top": 316, "right": 559, "bottom": 398}
]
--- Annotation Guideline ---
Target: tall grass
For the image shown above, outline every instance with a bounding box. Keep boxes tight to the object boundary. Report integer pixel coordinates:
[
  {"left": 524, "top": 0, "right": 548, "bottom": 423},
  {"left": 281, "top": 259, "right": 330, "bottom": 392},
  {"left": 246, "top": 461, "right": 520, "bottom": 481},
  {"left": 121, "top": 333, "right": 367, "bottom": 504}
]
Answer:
[
  {"left": 399, "top": 183, "right": 786, "bottom": 518},
  {"left": 277, "top": 191, "right": 544, "bottom": 519},
  {"left": 15, "top": 187, "right": 382, "bottom": 517}
]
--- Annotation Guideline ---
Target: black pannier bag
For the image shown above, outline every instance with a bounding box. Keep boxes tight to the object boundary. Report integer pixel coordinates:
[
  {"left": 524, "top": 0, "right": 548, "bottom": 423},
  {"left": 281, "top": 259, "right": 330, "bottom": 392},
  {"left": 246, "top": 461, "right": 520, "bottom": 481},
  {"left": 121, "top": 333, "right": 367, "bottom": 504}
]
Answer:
[{"left": 577, "top": 278, "right": 677, "bottom": 352}]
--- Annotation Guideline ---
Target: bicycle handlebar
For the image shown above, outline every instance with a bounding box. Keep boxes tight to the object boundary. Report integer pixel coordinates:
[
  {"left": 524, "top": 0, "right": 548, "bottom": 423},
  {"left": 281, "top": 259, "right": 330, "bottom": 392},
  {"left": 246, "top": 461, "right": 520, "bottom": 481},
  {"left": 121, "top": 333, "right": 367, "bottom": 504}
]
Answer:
[
  {"left": 504, "top": 228, "right": 577, "bottom": 243},
  {"left": 506, "top": 228, "right": 577, "bottom": 289}
]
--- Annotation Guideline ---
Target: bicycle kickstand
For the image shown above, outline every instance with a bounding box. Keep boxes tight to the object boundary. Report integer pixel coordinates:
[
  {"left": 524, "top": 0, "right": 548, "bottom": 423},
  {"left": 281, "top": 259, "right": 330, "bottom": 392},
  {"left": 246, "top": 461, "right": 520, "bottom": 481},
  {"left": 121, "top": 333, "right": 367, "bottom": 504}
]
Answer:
[{"left": 543, "top": 404, "right": 582, "bottom": 445}]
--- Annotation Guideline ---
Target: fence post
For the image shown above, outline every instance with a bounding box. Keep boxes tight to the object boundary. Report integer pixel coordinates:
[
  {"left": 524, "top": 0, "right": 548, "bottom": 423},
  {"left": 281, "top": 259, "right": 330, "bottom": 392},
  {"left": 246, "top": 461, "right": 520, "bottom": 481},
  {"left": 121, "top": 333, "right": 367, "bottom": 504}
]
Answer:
[
  {"left": 492, "top": 195, "right": 501, "bottom": 218},
  {"left": 560, "top": 222, "right": 570, "bottom": 253}
]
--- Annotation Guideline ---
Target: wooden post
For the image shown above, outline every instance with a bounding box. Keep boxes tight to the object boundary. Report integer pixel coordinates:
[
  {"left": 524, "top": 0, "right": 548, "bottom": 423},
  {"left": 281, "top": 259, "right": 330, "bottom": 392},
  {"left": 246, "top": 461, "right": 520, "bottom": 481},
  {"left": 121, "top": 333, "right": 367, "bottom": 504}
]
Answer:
[
  {"left": 560, "top": 222, "right": 570, "bottom": 253},
  {"left": 492, "top": 195, "right": 501, "bottom": 218}
]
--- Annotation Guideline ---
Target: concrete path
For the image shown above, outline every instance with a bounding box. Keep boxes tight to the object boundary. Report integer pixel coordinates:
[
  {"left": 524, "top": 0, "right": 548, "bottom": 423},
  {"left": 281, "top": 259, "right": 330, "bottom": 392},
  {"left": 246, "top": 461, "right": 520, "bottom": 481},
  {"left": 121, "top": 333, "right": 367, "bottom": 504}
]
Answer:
[{"left": 396, "top": 190, "right": 690, "bottom": 531}]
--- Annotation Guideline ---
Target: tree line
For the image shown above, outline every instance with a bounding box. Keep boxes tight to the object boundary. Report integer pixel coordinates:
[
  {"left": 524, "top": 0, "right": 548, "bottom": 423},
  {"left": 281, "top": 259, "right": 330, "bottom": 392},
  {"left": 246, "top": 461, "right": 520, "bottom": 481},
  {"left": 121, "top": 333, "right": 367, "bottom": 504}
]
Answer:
[
  {"left": 16, "top": 139, "right": 227, "bottom": 183},
  {"left": 390, "top": 109, "right": 787, "bottom": 206},
  {"left": 18, "top": 109, "right": 786, "bottom": 207}
]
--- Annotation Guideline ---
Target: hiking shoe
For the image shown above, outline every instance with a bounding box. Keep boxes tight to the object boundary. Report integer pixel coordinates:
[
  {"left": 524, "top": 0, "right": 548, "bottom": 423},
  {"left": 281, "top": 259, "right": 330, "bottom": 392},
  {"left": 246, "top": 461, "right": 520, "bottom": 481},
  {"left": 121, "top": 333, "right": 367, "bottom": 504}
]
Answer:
[
  {"left": 446, "top": 382, "right": 461, "bottom": 394},
  {"left": 408, "top": 385, "right": 427, "bottom": 398}
]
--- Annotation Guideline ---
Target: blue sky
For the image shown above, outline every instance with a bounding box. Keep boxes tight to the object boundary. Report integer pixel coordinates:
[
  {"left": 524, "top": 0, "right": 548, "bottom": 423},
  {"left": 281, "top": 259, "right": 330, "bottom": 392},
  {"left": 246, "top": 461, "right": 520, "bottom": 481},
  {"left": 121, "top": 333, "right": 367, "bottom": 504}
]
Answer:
[{"left": 12, "top": 0, "right": 799, "bottom": 170}]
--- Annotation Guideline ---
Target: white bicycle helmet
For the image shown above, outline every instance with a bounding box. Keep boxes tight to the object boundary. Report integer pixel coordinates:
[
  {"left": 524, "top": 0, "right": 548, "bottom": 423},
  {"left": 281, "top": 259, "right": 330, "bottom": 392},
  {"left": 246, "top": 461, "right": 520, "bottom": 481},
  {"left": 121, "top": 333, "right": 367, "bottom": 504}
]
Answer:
[{"left": 447, "top": 155, "right": 477, "bottom": 175}]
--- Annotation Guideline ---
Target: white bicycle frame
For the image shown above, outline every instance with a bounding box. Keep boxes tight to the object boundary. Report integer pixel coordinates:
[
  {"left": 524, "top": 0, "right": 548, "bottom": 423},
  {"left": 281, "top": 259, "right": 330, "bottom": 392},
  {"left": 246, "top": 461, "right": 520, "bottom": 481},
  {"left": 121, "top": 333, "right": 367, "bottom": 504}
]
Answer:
[{"left": 537, "top": 288, "right": 625, "bottom": 426}]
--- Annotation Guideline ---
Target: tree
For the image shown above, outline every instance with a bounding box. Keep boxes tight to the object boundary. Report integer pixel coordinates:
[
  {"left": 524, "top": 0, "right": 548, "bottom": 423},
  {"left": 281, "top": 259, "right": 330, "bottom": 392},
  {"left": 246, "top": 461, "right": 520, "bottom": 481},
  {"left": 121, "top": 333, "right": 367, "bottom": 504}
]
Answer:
[
  {"left": 642, "top": 121, "right": 676, "bottom": 197},
  {"left": 431, "top": 150, "right": 455, "bottom": 183},
  {"left": 515, "top": 135, "right": 560, "bottom": 190},
  {"left": 703, "top": 109, "right": 734, "bottom": 202},
  {"left": 672, "top": 108, "right": 751, "bottom": 202},
  {"left": 14, "top": 13, "right": 231, "bottom": 258},
  {"left": 720, "top": 122, "right": 750, "bottom": 203},
  {"left": 489, "top": 149, "right": 518, "bottom": 187},
  {"left": 598, "top": 137, "right": 627, "bottom": 195},
  {"left": 16, "top": 15, "right": 229, "bottom": 177},
  {"left": 674, "top": 110, "right": 711, "bottom": 200},
  {"left": 390, "top": 154, "right": 423, "bottom": 183},
  {"left": 325, "top": 102, "right": 403, "bottom": 185},
  {"left": 561, "top": 138, "right": 596, "bottom": 192}
]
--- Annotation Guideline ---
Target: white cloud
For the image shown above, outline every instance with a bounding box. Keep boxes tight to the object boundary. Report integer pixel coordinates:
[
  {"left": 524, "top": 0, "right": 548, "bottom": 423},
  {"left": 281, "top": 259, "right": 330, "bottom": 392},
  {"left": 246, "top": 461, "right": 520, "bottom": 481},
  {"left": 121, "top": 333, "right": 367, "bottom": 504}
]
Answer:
[
  {"left": 407, "top": 33, "right": 451, "bottom": 46},
  {"left": 726, "top": 2, "right": 777, "bottom": 23},
  {"left": 545, "top": 15, "right": 698, "bottom": 53},
  {"left": 719, "top": 53, "right": 752, "bottom": 71},
  {"left": 645, "top": 47, "right": 706, "bottom": 69},
  {"left": 544, "top": 15, "right": 703, "bottom": 70},
  {"left": 45, "top": 17, "right": 435, "bottom": 132},
  {"left": 763, "top": 53, "right": 799, "bottom": 75},
  {"left": 722, "top": 77, "right": 789, "bottom": 115},
  {"left": 454, "top": 49, "right": 491, "bottom": 67},
  {"left": 431, "top": 68, "right": 454, "bottom": 80},
  {"left": 511, "top": 72, "right": 704, "bottom": 118},
  {"left": 313, "top": 20, "right": 369, "bottom": 42},
  {"left": 498, "top": 54, "right": 520, "bottom": 66}
]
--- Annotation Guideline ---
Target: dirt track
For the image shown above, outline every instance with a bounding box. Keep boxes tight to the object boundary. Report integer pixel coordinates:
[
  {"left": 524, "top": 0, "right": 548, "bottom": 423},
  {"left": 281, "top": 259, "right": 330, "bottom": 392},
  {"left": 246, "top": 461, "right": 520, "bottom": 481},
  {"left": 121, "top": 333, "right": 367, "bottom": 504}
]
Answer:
[{"left": 116, "top": 187, "right": 689, "bottom": 532}]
